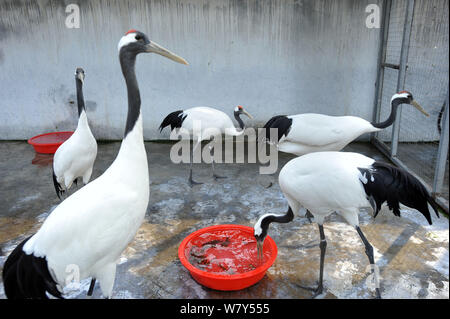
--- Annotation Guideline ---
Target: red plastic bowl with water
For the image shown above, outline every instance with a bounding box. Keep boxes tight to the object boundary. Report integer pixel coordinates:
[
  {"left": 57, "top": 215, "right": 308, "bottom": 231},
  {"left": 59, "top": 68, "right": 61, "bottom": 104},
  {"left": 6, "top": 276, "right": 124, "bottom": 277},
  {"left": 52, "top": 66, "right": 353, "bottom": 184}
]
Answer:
[
  {"left": 28, "top": 132, "right": 73, "bottom": 154},
  {"left": 178, "top": 224, "right": 278, "bottom": 291}
]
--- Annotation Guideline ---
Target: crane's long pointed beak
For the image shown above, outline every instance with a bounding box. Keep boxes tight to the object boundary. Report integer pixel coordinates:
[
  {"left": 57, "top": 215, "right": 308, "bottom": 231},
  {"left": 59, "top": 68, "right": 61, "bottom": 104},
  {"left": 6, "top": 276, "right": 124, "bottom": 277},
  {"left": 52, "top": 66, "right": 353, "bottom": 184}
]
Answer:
[
  {"left": 411, "top": 100, "right": 429, "bottom": 117},
  {"left": 256, "top": 241, "right": 264, "bottom": 264},
  {"left": 243, "top": 110, "right": 254, "bottom": 119},
  {"left": 146, "top": 41, "right": 189, "bottom": 65}
]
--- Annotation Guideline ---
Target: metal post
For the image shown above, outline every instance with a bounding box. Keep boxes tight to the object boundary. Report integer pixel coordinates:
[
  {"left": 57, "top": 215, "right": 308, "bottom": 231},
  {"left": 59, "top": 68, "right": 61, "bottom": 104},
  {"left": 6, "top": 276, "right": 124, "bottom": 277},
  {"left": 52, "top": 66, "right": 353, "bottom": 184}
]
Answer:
[
  {"left": 371, "top": 0, "right": 392, "bottom": 142},
  {"left": 433, "top": 91, "right": 449, "bottom": 195},
  {"left": 390, "top": 0, "right": 415, "bottom": 157}
]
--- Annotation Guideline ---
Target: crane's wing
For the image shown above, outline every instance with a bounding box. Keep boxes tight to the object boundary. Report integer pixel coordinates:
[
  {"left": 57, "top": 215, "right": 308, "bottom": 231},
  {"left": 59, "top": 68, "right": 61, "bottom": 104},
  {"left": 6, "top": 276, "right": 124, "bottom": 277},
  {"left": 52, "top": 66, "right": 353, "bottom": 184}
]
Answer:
[{"left": 24, "top": 172, "right": 147, "bottom": 280}]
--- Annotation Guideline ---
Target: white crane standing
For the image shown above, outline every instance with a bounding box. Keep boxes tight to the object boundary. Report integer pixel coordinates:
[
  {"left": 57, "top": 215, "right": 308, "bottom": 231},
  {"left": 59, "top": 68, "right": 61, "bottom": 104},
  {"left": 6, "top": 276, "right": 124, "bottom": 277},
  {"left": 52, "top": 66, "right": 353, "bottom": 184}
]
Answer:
[
  {"left": 263, "top": 91, "right": 428, "bottom": 156},
  {"left": 2, "top": 30, "right": 188, "bottom": 299},
  {"left": 160, "top": 105, "right": 253, "bottom": 185},
  {"left": 52, "top": 67, "right": 97, "bottom": 199}
]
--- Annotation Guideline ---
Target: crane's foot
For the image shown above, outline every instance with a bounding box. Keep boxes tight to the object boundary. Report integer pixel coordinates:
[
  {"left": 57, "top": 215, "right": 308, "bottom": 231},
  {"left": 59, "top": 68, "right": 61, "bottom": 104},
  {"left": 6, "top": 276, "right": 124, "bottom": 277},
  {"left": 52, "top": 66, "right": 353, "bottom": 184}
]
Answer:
[
  {"left": 213, "top": 174, "right": 227, "bottom": 180},
  {"left": 189, "top": 177, "right": 203, "bottom": 187},
  {"left": 298, "top": 283, "right": 325, "bottom": 299}
]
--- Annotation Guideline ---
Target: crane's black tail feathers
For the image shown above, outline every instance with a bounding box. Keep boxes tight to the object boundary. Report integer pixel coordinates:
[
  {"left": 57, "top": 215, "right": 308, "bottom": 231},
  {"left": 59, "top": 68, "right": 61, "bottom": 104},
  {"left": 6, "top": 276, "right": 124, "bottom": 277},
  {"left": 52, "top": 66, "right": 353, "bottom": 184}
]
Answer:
[
  {"left": 159, "top": 110, "right": 187, "bottom": 133},
  {"left": 2, "top": 236, "right": 63, "bottom": 299},
  {"left": 52, "top": 169, "right": 64, "bottom": 200},
  {"left": 358, "top": 161, "right": 440, "bottom": 225},
  {"left": 262, "top": 115, "right": 292, "bottom": 143}
]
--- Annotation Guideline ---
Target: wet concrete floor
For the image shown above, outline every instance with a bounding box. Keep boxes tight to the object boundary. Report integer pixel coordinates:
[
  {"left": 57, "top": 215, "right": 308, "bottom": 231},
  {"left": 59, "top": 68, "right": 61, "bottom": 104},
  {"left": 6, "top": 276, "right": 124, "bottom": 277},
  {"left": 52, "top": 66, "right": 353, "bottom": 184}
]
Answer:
[{"left": 0, "top": 141, "right": 448, "bottom": 299}]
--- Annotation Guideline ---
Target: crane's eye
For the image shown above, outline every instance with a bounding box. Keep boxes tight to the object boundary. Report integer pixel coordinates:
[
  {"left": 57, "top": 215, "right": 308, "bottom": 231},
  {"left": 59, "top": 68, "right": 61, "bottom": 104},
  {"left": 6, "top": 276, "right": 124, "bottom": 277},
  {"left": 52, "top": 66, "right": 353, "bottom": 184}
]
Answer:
[{"left": 135, "top": 34, "right": 143, "bottom": 41}]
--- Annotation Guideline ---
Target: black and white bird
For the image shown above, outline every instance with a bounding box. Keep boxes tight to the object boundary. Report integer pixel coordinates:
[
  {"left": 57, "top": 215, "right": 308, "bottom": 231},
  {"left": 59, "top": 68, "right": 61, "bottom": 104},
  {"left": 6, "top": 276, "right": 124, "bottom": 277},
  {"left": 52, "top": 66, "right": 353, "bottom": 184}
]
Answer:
[
  {"left": 52, "top": 67, "right": 97, "bottom": 199},
  {"left": 159, "top": 105, "right": 253, "bottom": 185},
  {"left": 2, "top": 29, "right": 188, "bottom": 299},
  {"left": 253, "top": 151, "right": 439, "bottom": 298},
  {"left": 263, "top": 91, "right": 429, "bottom": 156}
]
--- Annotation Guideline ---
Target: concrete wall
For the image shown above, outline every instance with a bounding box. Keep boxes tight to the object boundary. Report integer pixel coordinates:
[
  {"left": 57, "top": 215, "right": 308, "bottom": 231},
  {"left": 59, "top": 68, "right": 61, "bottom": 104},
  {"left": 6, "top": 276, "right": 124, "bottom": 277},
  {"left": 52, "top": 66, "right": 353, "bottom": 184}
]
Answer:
[{"left": 0, "top": 0, "right": 382, "bottom": 140}]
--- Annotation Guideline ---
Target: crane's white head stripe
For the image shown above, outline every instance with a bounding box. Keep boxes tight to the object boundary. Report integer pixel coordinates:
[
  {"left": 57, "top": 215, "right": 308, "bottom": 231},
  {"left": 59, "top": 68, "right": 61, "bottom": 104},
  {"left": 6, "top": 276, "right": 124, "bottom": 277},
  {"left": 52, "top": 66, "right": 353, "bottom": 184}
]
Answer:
[
  {"left": 391, "top": 92, "right": 410, "bottom": 103},
  {"left": 118, "top": 32, "right": 138, "bottom": 52},
  {"left": 254, "top": 213, "right": 284, "bottom": 236}
]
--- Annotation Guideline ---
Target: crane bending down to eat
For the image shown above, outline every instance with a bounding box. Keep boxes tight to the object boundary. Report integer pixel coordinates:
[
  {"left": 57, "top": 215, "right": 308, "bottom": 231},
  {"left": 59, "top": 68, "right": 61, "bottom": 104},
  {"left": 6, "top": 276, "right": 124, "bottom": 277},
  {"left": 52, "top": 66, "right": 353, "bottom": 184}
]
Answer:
[
  {"left": 2, "top": 30, "right": 188, "bottom": 299},
  {"left": 52, "top": 67, "right": 97, "bottom": 199},
  {"left": 253, "top": 151, "right": 439, "bottom": 299},
  {"left": 159, "top": 105, "right": 253, "bottom": 186}
]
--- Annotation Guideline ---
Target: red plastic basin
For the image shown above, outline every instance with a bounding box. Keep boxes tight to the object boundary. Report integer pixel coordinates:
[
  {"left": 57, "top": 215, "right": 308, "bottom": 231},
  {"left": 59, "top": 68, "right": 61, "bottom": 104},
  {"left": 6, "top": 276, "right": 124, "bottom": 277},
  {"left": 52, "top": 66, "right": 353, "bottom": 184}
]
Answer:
[
  {"left": 178, "top": 224, "right": 277, "bottom": 291},
  {"left": 28, "top": 131, "right": 73, "bottom": 154}
]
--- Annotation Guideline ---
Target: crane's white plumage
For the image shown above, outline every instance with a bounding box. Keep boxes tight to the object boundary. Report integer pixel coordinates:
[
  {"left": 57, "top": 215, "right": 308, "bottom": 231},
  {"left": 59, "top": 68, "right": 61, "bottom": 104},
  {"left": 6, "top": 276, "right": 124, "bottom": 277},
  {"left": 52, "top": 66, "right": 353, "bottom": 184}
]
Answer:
[
  {"left": 25, "top": 116, "right": 148, "bottom": 297},
  {"left": 277, "top": 114, "right": 376, "bottom": 156},
  {"left": 53, "top": 110, "right": 97, "bottom": 191},
  {"left": 279, "top": 152, "right": 375, "bottom": 225},
  {"left": 264, "top": 91, "right": 427, "bottom": 157},
  {"left": 176, "top": 107, "right": 245, "bottom": 140}
]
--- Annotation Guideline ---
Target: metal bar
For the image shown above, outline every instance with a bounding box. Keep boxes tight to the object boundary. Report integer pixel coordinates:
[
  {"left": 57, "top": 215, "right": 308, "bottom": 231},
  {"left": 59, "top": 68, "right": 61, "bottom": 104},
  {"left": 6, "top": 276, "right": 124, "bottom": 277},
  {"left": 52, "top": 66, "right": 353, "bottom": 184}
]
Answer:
[
  {"left": 371, "top": 0, "right": 392, "bottom": 141},
  {"left": 390, "top": 0, "right": 415, "bottom": 157},
  {"left": 433, "top": 90, "right": 449, "bottom": 194},
  {"left": 381, "top": 62, "right": 400, "bottom": 69}
]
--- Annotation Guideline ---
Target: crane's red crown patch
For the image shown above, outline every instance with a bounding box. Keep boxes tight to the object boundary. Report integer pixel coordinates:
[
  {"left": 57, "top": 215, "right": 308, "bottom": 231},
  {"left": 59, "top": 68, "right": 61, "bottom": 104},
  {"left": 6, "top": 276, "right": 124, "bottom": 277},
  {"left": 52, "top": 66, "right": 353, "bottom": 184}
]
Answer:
[{"left": 126, "top": 29, "right": 137, "bottom": 35}]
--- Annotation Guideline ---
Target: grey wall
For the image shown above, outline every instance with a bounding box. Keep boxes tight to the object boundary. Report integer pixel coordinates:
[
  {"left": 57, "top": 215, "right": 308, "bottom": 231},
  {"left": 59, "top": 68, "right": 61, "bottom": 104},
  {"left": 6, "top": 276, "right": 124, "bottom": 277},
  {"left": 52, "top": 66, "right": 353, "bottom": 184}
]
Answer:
[{"left": 0, "top": 0, "right": 382, "bottom": 140}]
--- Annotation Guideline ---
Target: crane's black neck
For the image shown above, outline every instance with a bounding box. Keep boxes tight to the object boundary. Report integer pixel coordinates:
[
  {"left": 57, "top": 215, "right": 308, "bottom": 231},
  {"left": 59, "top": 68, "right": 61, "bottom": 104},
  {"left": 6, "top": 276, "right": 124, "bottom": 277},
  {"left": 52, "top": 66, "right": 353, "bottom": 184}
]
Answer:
[
  {"left": 270, "top": 207, "right": 294, "bottom": 224},
  {"left": 234, "top": 112, "right": 245, "bottom": 131},
  {"left": 75, "top": 78, "right": 85, "bottom": 118},
  {"left": 120, "top": 50, "right": 141, "bottom": 137},
  {"left": 371, "top": 97, "right": 408, "bottom": 129},
  {"left": 259, "top": 207, "right": 294, "bottom": 239}
]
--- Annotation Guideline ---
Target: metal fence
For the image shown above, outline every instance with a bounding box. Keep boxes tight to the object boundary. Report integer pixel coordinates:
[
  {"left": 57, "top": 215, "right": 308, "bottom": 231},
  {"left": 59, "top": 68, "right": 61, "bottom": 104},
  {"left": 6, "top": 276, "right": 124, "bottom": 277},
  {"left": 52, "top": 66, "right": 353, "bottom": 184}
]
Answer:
[{"left": 372, "top": 0, "right": 449, "bottom": 212}]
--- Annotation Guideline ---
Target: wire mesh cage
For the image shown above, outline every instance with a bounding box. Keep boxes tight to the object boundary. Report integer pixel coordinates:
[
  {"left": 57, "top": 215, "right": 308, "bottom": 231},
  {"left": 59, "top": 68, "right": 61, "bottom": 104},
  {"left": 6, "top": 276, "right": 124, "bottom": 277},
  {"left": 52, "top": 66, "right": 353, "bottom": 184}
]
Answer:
[{"left": 373, "top": 0, "right": 449, "bottom": 208}]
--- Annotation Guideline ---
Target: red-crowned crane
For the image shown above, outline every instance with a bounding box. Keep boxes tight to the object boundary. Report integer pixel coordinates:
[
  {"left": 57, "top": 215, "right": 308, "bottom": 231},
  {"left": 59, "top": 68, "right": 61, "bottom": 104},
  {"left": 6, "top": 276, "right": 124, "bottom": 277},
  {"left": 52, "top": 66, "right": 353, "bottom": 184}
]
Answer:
[
  {"left": 254, "top": 151, "right": 439, "bottom": 299},
  {"left": 263, "top": 91, "right": 428, "bottom": 156},
  {"left": 52, "top": 67, "right": 97, "bottom": 199},
  {"left": 2, "top": 30, "right": 188, "bottom": 299},
  {"left": 159, "top": 105, "right": 253, "bottom": 186}
]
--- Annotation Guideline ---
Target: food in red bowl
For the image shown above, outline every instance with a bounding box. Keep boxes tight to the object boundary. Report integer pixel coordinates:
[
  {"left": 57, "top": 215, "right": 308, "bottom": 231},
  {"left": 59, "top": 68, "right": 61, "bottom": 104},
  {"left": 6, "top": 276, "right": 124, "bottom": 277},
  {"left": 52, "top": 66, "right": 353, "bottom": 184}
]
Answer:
[
  {"left": 28, "top": 131, "right": 74, "bottom": 154},
  {"left": 178, "top": 224, "right": 277, "bottom": 291}
]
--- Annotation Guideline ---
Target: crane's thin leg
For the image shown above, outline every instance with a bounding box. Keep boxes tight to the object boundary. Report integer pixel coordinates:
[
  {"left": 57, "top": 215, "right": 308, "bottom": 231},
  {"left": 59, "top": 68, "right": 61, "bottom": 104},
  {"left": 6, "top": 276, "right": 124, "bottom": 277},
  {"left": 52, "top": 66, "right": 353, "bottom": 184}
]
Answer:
[
  {"left": 87, "top": 278, "right": 96, "bottom": 297},
  {"left": 209, "top": 145, "right": 226, "bottom": 179},
  {"left": 355, "top": 226, "right": 381, "bottom": 299},
  {"left": 298, "top": 223, "right": 326, "bottom": 298},
  {"left": 189, "top": 140, "right": 203, "bottom": 186},
  {"left": 305, "top": 210, "right": 314, "bottom": 223}
]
